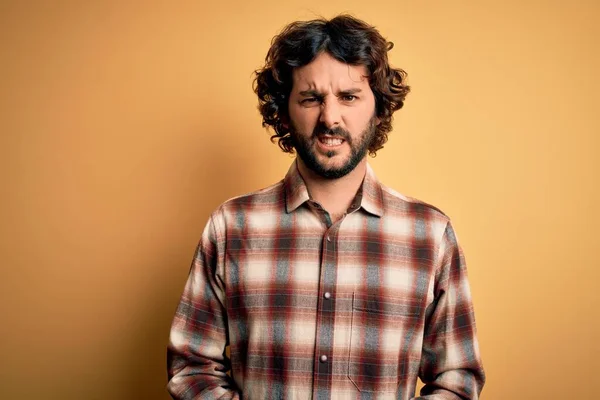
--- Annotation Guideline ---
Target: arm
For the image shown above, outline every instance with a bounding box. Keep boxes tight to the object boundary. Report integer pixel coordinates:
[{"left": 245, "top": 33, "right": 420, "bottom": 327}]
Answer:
[
  {"left": 167, "top": 214, "right": 241, "bottom": 399},
  {"left": 414, "top": 222, "right": 485, "bottom": 399}
]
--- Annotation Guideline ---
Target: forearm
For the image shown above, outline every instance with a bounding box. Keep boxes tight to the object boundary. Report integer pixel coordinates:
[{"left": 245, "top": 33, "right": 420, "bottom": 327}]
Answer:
[
  {"left": 167, "top": 351, "right": 241, "bottom": 399},
  {"left": 167, "top": 215, "right": 240, "bottom": 399},
  {"left": 417, "top": 222, "right": 485, "bottom": 399},
  {"left": 167, "top": 286, "right": 240, "bottom": 399},
  {"left": 412, "top": 389, "right": 464, "bottom": 400},
  {"left": 413, "top": 392, "right": 461, "bottom": 400},
  {"left": 413, "top": 366, "right": 484, "bottom": 399}
]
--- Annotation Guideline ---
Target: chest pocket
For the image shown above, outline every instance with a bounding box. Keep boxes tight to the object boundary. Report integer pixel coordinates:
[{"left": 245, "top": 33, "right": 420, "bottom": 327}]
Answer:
[{"left": 347, "top": 292, "right": 419, "bottom": 393}]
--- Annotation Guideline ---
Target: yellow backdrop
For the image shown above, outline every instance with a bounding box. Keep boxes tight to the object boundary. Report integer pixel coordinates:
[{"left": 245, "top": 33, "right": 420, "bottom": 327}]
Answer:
[{"left": 1, "top": 1, "right": 598, "bottom": 399}]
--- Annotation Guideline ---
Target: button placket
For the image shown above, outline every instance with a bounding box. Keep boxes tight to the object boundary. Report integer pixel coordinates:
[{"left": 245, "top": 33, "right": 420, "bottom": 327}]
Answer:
[{"left": 312, "top": 227, "right": 337, "bottom": 396}]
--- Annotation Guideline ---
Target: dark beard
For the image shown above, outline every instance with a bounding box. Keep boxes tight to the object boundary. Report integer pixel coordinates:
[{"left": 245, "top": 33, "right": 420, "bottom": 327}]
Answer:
[{"left": 290, "top": 116, "right": 377, "bottom": 179}]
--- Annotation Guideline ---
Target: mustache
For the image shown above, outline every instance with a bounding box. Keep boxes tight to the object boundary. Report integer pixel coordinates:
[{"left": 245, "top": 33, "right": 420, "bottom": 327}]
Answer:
[{"left": 312, "top": 125, "right": 351, "bottom": 141}]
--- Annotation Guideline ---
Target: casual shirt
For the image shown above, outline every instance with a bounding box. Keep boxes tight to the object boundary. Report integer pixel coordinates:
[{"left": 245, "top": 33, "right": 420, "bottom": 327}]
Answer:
[{"left": 167, "top": 161, "right": 485, "bottom": 399}]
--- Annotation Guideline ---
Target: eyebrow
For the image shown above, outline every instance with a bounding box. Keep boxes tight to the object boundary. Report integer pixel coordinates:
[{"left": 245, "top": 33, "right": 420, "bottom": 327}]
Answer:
[{"left": 298, "top": 88, "right": 363, "bottom": 97}]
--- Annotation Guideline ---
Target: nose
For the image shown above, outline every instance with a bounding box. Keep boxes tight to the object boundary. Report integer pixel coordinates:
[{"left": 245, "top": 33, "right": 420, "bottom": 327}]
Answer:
[{"left": 318, "top": 99, "right": 341, "bottom": 129}]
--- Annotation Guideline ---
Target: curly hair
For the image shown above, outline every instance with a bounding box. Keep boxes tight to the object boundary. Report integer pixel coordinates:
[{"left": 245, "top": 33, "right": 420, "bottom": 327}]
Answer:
[{"left": 253, "top": 14, "right": 410, "bottom": 156}]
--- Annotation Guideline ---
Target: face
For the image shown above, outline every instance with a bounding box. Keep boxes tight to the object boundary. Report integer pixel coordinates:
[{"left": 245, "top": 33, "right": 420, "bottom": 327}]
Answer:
[{"left": 287, "top": 52, "right": 379, "bottom": 179}]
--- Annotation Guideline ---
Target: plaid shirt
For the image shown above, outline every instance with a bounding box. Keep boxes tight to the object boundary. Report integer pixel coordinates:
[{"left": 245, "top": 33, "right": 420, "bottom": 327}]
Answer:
[{"left": 167, "top": 161, "right": 485, "bottom": 399}]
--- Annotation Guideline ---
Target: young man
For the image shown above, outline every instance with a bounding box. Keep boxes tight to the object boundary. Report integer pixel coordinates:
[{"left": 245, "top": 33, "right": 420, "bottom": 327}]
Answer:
[{"left": 167, "top": 15, "right": 485, "bottom": 400}]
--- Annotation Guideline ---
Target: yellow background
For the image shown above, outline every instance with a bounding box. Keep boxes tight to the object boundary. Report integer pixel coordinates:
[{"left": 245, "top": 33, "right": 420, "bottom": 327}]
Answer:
[{"left": 1, "top": 1, "right": 598, "bottom": 399}]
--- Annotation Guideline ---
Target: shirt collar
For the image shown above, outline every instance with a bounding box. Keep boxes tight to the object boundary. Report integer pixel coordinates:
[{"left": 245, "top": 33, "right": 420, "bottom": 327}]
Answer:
[
  {"left": 360, "top": 163, "right": 384, "bottom": 217},
  {"left": 284, "top": 160, "right": 384, "bottom": 217},
  {"left": 284, "top": 160, "right": 311, "bottom": 213}
]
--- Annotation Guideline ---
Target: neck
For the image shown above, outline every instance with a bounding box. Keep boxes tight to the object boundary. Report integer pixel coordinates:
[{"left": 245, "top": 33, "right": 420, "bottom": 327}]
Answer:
[{"left": 296, "top": 157, "right": 367, "bottom": 221}]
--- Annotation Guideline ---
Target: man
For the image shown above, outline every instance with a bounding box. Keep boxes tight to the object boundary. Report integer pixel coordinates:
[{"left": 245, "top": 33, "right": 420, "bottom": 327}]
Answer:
[{"left": 167, "top": 14, "right": 485, "bottom": 400}]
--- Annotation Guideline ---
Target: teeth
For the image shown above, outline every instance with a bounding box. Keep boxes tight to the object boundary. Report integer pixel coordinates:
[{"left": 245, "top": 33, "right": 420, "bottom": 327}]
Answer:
[{"left": 322, "top": 137, "right": 343, "bottom": 146}]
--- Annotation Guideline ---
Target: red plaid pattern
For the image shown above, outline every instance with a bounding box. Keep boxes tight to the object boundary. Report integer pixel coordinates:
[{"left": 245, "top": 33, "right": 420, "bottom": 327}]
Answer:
[{"left": 167, "top": 161, "right": 485, "bottom": 399}]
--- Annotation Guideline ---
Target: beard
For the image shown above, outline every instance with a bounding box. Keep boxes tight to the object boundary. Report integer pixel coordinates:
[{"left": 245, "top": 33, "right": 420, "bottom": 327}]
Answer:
[{"left": 290, "top": 115, "right": 378, "bottom": 180}]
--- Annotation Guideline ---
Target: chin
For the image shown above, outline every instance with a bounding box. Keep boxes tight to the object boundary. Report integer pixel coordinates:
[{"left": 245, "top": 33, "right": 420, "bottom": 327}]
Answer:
[{"left": 317, "top": 157, "right": 348, "bottom": 170}]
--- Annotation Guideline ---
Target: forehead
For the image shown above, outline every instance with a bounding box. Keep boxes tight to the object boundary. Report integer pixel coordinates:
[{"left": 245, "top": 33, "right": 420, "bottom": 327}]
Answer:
[{"left": 291, "top": 52, "right": 370, "bottom": 91}]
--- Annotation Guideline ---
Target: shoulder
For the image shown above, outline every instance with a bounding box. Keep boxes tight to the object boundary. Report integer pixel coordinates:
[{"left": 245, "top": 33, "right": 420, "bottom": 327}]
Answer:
[
  {"left": 379, "top": 183, "right": 451, "bottom": 230},
  {"left": 209, "top": 179, "right": 285, "bottom": 225},
  {"left": 381, "top": 184, "right": 449, "bottom": 217}
]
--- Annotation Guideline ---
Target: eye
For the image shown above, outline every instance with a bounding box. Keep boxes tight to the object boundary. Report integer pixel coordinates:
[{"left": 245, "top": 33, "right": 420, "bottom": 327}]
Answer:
[
  {"left": 301, "top": 97, "right": 320, "bottom": 105},
  {"left": 341, "top": 95, "right": 357, "bottom": 102}
]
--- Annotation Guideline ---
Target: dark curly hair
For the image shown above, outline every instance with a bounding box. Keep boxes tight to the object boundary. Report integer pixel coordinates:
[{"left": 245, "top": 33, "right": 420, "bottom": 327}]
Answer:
[{"left": 253, "top": 14, "right": 410, "bottom": 156}]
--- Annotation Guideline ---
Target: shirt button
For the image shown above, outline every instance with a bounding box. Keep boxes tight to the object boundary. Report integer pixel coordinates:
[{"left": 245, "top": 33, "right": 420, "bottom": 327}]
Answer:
[
  {"left": 320, "top": 355, "right": 328, "bottom": 362},
  {"left": 324, "top": 292, "right": 331, "bottom": 299}
]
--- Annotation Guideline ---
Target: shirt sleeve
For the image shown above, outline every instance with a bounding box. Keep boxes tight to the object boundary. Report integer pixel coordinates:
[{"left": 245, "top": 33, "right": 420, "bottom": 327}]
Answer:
[
  {"left": 166, "top": 214, "right": 241, "bottom": 399},
  {"left": 414, "top": 221, "right": 486, "bottom": 399}
]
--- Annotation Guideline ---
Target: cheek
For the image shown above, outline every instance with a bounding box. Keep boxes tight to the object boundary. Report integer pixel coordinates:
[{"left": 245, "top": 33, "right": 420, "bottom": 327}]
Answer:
[
  {"left": 289, "top": 107, "right": 318, "bottom": 132},
  {"left": 287, "top": 103, "right": 300, "bottom": 125},
  {"left": 349, "top": 102, "right": 377, "bottom": 130}
]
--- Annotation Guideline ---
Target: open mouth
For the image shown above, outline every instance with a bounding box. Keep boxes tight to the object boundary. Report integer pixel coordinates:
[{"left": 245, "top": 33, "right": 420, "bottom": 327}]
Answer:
[{"left": 317, "top": 135, "right": 345, "bottom": 147}]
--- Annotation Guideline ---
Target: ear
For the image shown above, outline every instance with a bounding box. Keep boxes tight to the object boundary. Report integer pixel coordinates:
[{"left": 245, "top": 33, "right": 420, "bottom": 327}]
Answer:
[{"left": 375, "top": 117, "right": 381, "bottom": 126}]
